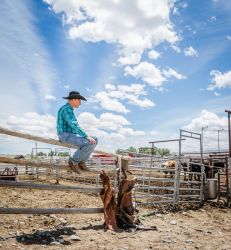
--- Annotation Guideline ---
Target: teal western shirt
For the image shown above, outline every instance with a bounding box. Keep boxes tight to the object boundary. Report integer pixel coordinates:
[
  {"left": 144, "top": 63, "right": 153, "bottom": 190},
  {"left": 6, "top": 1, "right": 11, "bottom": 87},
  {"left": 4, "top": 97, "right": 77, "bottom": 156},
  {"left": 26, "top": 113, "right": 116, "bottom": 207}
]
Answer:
[{"left": 57, "top": 103, "right": 87, "bottom": 138}]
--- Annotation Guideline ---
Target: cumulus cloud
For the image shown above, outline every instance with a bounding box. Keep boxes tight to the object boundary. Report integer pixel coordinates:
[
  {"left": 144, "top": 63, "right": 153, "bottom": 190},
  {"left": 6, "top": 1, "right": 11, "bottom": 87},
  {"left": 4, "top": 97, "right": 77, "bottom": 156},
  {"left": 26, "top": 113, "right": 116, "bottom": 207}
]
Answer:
[
  {"left": 183, "top": 110, "right": 228, "bottom": 151},
  {"left": 93, "top": 83, "right": 155, "bottom": 112},
  {"left": 79, "top": 112, "right": 130, "bottom": 131},
  {"left": 162, "top": 67, "right": 186, "bottom": 80},
  {"left": 208, "top": 69, "right": 231, "bottom": 90},
  {"left": 44, "top": 0, "right": 179, "bottom": 65},
  {"left": 184, "top": 110, "right": 227, "bottom": 131},
  {"left": 95, "top": 91, "right": 130, "bottom": 114},
  {"left": 2, "top": 112, "right": 57, "bottom": 139},
  {"left": 1, "top": 111, "right": 146, "bottom": 153},
  {"left": 124, "top": 62, "right": 185, "bottom": 88},
  {"left": 148, "top": 50, "right": 161, "bottom": 60},
  {"left": 184, "top": 46, "right": 198, "bottom": 57},
  {"left": 118, "top": 127, "right": 145, "bottom": 136},
  {"left": 124, "top": 62, "right": 166, "bottom": 87},
  {"left": 78, "top": 112, "right": 146, "bottom": 150},
  {"left": 105, "top": 83, "right": 116, "bottom": 91}
]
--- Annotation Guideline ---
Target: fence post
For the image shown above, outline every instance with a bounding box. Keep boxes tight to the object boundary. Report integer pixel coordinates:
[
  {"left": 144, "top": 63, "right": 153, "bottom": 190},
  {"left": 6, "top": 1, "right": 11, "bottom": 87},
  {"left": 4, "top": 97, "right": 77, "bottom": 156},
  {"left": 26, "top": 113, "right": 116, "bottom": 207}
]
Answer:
[
  {"left": 174, "top": 160, "right": 180, "bottom": 207},
  {"left": 54, "top": 164, "right": 60, "bottom": 184},
  {"left": 200, "top": 163, "right": 205, "bottom": 203}
]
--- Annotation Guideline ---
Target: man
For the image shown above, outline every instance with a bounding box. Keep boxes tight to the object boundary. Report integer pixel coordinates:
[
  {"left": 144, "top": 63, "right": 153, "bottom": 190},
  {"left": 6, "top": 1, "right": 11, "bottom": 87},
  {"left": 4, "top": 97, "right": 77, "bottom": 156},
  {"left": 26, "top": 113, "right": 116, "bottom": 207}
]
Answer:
[{"left": 57, "top": 91, "right": 98, "bottom": 173}]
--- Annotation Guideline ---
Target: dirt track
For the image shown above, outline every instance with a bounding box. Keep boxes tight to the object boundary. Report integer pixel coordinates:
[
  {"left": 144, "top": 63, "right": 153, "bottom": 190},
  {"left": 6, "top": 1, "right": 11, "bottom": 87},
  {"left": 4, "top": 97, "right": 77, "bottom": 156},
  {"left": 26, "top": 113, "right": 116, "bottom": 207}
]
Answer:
[{"left": 0, "top": 179, "right": 231, "bottom": 250}]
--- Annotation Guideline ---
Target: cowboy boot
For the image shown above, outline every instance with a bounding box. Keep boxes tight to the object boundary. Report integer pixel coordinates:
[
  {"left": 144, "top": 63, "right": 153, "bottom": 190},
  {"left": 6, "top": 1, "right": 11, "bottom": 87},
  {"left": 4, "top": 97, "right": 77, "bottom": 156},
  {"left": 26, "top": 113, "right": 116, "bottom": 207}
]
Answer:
[
  {"left": 78, "top": 161, "right": 89, "bottom": 171},
  {"left": 68, "top": 159, "right": 81, "bottom": 174}
]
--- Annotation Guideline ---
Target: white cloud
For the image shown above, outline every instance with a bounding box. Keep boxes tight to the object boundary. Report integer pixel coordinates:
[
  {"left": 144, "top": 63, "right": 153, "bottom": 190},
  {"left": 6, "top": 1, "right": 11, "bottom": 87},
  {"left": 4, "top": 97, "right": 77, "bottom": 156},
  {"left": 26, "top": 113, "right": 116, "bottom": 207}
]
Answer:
[
  {"left": 45, "top": 94, "right": 56, "bottom": 100},
  {"left": 183, "top": 110, "right": 228, "bottom": 151},
  {"left": 148, "top": 50, "right": 161, "bottom": 60},
  {"left": 44, "top": 0, "right": 179, "bottom": 65},
  {"left": 110, "top": 84, "right": 155, "bottom": 108},
  {"left": 78, "top": 111, "right": 146, "bottom": 151},
  {"left": 79, "top": 112, "right": 130, "bottom": 132},
  {"left": 162, "top": 67, "right": 186, "bottom": 80},
  {"left": 117, "top": 84, "right": 146, "bottom": 95},
  {"left": 124, "top": 61, "right": 185, "bottom": 88},
  {"left": 0, "top": 111, "right": 146, "bottom": 153},
  {"left": 95, "top": 91, "right": 130, "bottom": 114},
  {"left": 105, "top": 83, "right": 116, "bottom": 91},
  {"left": 184, "top": 110, "right": 227, "bottom": 131},
  {"left": 227, "top": 35, "right": 231, "bottom": 40},
  {"left": 207, "top": 69, "right": 231, "bottom": 90},
  {"left": 93, "top": 83, "right": 155, "bottom": 112},
  {"left": 126, "top": 95, "right": 155, "bottom": 108},
  {"left": 124, "top": 62, "right": 166, "bottom": 87},
  {"left": 2, "top": 112, "right": 57, "bottom": 139},
  {"left": 184, "top": 46, "right": 198, "bottom": 57},
  {"left": 118, "top": 127, "right": 145, "bottom": 136}
]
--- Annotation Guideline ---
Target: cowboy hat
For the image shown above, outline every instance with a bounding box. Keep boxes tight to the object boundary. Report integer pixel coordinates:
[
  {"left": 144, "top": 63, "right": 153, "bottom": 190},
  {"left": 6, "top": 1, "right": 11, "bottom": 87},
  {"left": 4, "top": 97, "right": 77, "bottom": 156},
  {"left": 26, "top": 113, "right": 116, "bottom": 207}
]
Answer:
[{"left": 63, "top": 91, "right": 87, "bottom": 101}]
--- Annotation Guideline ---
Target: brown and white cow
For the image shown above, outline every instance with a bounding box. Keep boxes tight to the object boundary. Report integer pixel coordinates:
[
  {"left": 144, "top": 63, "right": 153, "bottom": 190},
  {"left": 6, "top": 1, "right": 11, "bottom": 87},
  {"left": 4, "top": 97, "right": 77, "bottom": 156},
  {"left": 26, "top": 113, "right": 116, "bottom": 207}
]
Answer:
[{"left": 161, "top": 160, "right": 176, "bottom": 178}]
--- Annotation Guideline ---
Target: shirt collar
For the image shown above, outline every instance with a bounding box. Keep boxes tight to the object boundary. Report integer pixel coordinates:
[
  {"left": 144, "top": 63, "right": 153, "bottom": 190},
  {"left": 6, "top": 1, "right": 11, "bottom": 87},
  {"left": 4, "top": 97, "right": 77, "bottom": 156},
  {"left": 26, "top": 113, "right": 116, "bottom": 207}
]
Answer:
[{"left": 66, "top": 102, "right": 74, "bottom": 110}]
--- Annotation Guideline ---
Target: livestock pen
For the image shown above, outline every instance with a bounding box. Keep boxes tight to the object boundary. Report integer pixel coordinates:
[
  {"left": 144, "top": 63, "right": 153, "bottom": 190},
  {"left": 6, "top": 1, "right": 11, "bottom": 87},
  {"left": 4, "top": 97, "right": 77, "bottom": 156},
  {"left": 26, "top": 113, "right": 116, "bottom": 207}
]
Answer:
[{"left": 0, "top": 126, "right": 231, "bottom": 214}]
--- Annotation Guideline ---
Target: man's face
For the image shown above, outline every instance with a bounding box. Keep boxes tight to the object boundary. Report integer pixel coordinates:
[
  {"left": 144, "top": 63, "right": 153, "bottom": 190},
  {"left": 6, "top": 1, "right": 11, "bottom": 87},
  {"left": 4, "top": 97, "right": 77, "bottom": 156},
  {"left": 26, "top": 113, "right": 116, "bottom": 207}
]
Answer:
[{"left": 69, "top": 98, "right": 81, "bottom": 108}]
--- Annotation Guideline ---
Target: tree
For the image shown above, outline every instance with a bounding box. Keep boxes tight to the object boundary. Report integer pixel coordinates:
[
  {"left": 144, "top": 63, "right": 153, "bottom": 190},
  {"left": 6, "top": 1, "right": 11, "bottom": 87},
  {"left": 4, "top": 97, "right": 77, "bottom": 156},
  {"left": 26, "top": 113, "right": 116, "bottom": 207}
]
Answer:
[
  {"left": 36, "top": 151, "right": 47, "bottom": 156},
  {"left": 138, "top": 146, "right": 170, "bottom": 156},
  {"left": 58, "top": 152, "right": 69, "bottom": 157},
  {"left": 126, "top": 146, "right": 137, "bottom": 153},
  {"left": 116, "top": 146, "right": 171, "bottom": 156}
]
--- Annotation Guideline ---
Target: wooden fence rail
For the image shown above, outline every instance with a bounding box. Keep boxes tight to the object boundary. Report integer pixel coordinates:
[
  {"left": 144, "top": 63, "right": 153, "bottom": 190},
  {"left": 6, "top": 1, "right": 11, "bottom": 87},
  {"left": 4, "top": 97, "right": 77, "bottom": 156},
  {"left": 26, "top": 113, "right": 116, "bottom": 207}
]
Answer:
[
  {"left": 0, "top": 126, "right": 113, "bottom": 156},
  {"left": 0, "top": 180, "right": 101, "bottom": 193},
  {"left": 0, "top": 207, "right": 104, "bottom": 214},
  {"left": 0, "top": 156, "right": 66, "bottom": 169}
]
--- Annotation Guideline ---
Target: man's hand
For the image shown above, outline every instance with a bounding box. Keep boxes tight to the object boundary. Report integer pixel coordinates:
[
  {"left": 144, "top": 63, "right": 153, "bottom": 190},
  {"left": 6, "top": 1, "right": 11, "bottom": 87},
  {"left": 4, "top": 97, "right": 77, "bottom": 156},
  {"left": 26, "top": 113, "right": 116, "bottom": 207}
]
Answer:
[{"left": 87, "top": 136, "right": 96, "bottom": 144}]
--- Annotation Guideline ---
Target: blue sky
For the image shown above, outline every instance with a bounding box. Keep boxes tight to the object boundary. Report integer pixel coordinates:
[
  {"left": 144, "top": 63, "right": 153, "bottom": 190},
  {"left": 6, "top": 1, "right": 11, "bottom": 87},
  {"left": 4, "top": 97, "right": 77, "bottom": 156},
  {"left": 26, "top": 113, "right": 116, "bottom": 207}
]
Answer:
[{"left": 0, "top": 0, "right": 230, "bottom": 154}]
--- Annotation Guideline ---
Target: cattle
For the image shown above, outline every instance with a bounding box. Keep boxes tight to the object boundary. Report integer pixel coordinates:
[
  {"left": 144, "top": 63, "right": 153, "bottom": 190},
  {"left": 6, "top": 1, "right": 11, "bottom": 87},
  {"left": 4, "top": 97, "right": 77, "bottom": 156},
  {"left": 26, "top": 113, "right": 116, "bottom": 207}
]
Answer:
[
  {"left": 161, "top": 160, "right": 176, "bottom": 178},
  {"left": 181, "top": 162, "right": 188, "bottom": 180},
  {"left": 188, "top": 160, "right": 225, "bottom": 181}
]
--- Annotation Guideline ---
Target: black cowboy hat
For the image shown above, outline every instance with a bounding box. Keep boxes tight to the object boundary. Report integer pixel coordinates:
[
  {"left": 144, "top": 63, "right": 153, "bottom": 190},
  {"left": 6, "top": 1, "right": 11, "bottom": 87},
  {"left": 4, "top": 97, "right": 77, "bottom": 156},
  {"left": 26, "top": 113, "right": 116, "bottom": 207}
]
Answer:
[{"left": 63, "top": 91, "right": 87, "bottom": 101}]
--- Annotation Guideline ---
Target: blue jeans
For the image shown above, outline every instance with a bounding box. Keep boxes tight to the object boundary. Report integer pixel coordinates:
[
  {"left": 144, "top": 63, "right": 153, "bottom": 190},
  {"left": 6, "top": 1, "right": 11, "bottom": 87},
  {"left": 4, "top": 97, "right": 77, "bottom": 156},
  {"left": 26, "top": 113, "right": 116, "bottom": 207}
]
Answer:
[{"left": 58, "top": 132, "right": 98, "bottom": 163}]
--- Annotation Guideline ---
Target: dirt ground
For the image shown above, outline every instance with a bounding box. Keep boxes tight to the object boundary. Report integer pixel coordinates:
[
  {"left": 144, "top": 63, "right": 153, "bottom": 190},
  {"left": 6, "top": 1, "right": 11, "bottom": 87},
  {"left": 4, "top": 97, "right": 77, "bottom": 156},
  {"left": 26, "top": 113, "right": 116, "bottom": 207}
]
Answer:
[{"left": 0, "top": 178, "right": 231, "bottom": 250}]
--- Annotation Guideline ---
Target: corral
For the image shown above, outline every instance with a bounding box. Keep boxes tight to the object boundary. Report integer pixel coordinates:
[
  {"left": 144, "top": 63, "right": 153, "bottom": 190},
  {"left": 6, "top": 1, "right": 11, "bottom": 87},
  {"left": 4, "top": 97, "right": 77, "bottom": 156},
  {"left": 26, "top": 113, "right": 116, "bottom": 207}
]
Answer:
[{"left": 0, "top": 121, "right": 231, "bottom": 249}]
